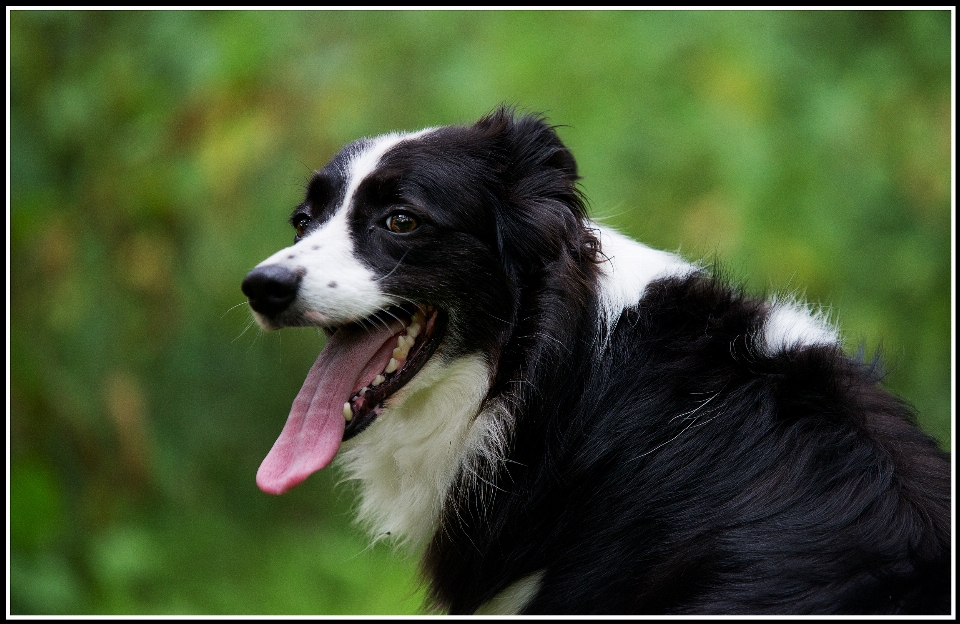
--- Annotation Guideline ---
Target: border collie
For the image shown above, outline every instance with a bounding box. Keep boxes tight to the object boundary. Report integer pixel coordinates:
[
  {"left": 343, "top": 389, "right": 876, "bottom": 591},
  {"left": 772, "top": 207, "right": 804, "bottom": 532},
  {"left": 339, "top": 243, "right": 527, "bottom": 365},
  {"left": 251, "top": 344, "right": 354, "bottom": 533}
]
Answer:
[{"left": 240, "top": 107, "right": 951, "bottom": 615}]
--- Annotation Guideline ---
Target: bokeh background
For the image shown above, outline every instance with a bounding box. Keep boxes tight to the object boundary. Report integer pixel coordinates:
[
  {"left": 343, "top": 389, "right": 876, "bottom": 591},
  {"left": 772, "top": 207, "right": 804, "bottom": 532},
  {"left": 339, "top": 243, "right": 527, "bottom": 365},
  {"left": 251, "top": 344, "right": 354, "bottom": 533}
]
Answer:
[{"left": 8, "top": 9, "right": 953, "bottom": 615}]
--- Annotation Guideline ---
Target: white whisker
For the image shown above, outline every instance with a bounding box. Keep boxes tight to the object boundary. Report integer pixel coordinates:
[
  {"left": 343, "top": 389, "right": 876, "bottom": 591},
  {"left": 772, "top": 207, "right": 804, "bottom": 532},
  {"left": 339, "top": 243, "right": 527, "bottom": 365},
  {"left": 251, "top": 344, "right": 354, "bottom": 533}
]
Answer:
[
  {"left": 374, "top": 251, "right": 411, "bottom": 283},
  {"left": 232, "top": 319, "right": 258, "bottom": 344},
  {"left": 376, "top": 305, "right": 406, "bottom": 327},
  {"left": 222, "top": 300, "right": 251, "bottom": 319}
]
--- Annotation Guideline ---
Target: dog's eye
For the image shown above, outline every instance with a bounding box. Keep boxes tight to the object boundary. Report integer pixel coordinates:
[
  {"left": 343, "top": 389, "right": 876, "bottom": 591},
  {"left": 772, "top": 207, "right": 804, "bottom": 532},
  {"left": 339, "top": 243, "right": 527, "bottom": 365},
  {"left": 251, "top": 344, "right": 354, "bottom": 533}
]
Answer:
[
  {"left": 385, "top": 213, "right": 418, "bottom": 234},
  {"left": 293, "top": 216, "right": 311, "bottom": 241}
]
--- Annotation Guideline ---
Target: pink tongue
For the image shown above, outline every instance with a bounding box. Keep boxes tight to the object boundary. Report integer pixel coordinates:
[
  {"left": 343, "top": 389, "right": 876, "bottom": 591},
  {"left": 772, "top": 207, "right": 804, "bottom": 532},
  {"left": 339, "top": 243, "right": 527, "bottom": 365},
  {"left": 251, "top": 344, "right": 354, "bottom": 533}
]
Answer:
[{"left": 256, "top": 320, "right": 401, "bottom": 495}]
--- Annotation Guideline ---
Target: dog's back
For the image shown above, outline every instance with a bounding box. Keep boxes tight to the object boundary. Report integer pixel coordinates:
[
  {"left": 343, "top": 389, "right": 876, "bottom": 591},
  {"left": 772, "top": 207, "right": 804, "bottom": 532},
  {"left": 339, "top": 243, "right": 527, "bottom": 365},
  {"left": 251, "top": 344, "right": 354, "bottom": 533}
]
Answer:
[{"left": 426, "top": 271, "right": 950, "bottom": 614}]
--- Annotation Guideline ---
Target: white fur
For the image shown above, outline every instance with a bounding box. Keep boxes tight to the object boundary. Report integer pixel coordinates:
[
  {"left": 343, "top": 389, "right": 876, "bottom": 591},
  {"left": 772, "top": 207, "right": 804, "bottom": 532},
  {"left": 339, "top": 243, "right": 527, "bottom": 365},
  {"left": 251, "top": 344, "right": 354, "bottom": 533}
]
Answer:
[
  {"left": 339, "top": 128, "right": 434, "bottom": 212},
  {"left": 475, "top": 570, "right": 546, "bottom": 615},
  {"left": 593, "top": 224, "right": 697, "bottom": 340},
  {"left": 255, "top": 209, "right": 390, "bottom": 326},
  {"left": 252, "top": 130, "right": 435, "bottom": 327},
  {"left": 762, "top": 297, "right": 839, "bottom": 354},
  {"left": 593, "top": 225, "right": 838, "bottom": 355},
  {"left": 336, "top": 353, "right": 493, "bottom": 550},
  {"left": 457, "top": 400, "right": 515, "bottom": 500}
]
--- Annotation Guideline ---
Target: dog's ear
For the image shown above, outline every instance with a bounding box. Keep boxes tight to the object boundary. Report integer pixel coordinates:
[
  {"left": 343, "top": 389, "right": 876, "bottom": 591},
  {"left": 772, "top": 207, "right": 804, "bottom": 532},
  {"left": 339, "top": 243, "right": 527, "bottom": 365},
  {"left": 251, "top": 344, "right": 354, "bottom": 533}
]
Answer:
[{"left": 474, "top": 106, "right": 596, "bottom": 278}]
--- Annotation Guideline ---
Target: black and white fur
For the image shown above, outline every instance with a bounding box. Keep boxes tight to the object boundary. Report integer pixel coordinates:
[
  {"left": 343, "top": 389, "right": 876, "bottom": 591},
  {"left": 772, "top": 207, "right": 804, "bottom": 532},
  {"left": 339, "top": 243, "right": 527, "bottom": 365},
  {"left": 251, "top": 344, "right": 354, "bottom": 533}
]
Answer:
[{"left": 242, "top": 108, "right": 951, "bottom": 615}]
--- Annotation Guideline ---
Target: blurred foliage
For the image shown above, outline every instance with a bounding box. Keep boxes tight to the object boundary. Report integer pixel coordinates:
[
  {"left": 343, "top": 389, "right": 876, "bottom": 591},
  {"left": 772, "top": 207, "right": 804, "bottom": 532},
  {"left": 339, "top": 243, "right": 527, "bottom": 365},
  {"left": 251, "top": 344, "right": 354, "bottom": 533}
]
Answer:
[{"left": 8, "top": 9, "right": 952, "bottom": 615}]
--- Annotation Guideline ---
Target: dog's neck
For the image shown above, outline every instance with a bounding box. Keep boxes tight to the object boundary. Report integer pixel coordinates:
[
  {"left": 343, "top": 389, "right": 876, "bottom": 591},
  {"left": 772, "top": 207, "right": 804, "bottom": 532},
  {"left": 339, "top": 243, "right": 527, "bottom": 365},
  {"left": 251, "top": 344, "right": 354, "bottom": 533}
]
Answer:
[
  {"left": 337, "top": 224, "right": 698, "bottom": 612},
  {"left": 336, "top": 353, "right": 494, "bottom": 551}
]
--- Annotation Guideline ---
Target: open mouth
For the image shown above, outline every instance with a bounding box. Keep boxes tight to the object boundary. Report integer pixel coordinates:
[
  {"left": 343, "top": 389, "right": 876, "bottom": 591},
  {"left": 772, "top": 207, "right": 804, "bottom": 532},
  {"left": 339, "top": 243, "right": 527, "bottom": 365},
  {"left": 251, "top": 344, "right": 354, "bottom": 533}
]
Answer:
[
  {"left": 256, "top": 303, "right": 446, "bottom": 495},
  {"left": 342, "top": 305, "right": 445, "bottom": 440}
]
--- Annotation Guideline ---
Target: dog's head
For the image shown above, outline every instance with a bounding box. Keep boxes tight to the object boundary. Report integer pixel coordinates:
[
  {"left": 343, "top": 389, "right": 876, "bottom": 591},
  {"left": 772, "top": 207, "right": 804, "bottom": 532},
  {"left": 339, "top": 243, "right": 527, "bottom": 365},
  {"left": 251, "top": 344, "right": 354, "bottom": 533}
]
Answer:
[{"left": 241, "top": 107, "right": 596, "bottom": 495}]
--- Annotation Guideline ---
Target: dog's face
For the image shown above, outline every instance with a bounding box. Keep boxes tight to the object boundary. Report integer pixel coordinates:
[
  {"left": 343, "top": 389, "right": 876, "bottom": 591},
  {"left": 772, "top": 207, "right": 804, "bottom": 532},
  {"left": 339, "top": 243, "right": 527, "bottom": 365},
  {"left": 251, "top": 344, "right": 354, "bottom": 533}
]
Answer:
[
  {"left": 249, "top": 128, "right": 513, "bottom": 344},
  {"left": 241, "top": 109, "right": 586, "bottom": 496}
]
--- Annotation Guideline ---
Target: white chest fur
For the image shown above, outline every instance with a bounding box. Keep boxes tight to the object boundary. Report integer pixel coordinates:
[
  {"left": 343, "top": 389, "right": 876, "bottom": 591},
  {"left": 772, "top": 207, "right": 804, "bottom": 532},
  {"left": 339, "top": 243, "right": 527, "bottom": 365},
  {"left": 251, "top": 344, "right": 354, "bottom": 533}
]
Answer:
[{"left": 336, "top": 354, "right": 493, "bottom": 549}]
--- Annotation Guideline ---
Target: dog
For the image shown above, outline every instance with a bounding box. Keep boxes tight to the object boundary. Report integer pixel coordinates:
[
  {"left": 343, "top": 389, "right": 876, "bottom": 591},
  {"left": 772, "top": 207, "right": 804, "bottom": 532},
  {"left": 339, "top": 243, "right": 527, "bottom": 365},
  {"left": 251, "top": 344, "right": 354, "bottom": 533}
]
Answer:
[{"left": 240, "top": 107, "right": 951, "bottom": 615}]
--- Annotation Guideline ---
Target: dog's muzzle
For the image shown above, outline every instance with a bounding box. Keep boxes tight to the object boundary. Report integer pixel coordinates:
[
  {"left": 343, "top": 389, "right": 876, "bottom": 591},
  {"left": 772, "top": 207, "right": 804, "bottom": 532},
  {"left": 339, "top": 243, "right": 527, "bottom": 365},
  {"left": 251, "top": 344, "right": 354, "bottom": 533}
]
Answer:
[{"left": 241, "top": 264, "right": 302, "bottom": 317}]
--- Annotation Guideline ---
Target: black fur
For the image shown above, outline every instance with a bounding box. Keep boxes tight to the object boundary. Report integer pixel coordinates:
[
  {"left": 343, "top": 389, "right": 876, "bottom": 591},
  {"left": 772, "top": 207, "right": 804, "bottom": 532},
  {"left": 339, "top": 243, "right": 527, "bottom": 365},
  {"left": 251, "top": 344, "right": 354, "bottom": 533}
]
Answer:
[
  {"left": 255, "top": 107, "right": 951, "bottom": 614},
  {"left": 405, "top": 109, "right": 950, "bottom": 614},
  {"left": 427, "top": 271, "right": 950, "bottom": 614}
]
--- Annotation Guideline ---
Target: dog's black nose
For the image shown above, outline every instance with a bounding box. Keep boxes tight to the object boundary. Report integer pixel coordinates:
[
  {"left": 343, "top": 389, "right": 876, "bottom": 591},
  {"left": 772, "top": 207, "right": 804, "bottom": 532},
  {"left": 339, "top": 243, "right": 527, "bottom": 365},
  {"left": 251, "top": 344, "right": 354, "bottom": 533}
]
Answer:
[{"left": 241, "top": 265, "right": 302, "bottom": 317}]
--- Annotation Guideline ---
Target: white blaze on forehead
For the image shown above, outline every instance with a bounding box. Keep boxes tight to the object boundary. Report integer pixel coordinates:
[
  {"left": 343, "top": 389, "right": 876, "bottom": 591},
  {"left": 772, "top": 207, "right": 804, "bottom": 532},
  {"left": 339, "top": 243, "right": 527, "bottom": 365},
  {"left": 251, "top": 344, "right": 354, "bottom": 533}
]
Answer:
[
  {"left": 340, "top": 126, "right": 437, "bottom": 208},
  {"left": 253, "top": 127, "right": 436, "bottom": 326}
]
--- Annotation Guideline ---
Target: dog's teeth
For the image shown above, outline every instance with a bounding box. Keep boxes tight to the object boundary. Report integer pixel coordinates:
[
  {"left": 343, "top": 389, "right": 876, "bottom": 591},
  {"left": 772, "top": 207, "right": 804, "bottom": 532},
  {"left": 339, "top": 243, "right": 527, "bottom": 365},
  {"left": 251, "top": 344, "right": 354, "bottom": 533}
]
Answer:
[
  {"left": 372, "top": 374, "right": 385, "bottom": 386},
  {"left": 343, "top": 403, "right": 353, "bottom": 421},
  {"left": 385, "top": 358, "right": 399, "bottom": 374},
  {"left": 406, "top": 323, "right": 420, "bottom": 339},
  {"left": 359, "top": 387, "right": 368, "bottom": 396},
  {"left": 393, "top": 335, "right": 413, "bottom": 360}
]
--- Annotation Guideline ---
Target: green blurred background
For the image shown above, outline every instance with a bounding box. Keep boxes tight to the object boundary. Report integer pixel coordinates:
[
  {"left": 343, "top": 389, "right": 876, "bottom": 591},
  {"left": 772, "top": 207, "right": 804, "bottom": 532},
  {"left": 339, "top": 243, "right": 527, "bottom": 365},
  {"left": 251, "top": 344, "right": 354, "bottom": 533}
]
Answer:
[{"left": 8, "top": 10, "right": 953, "bottom": 615}]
